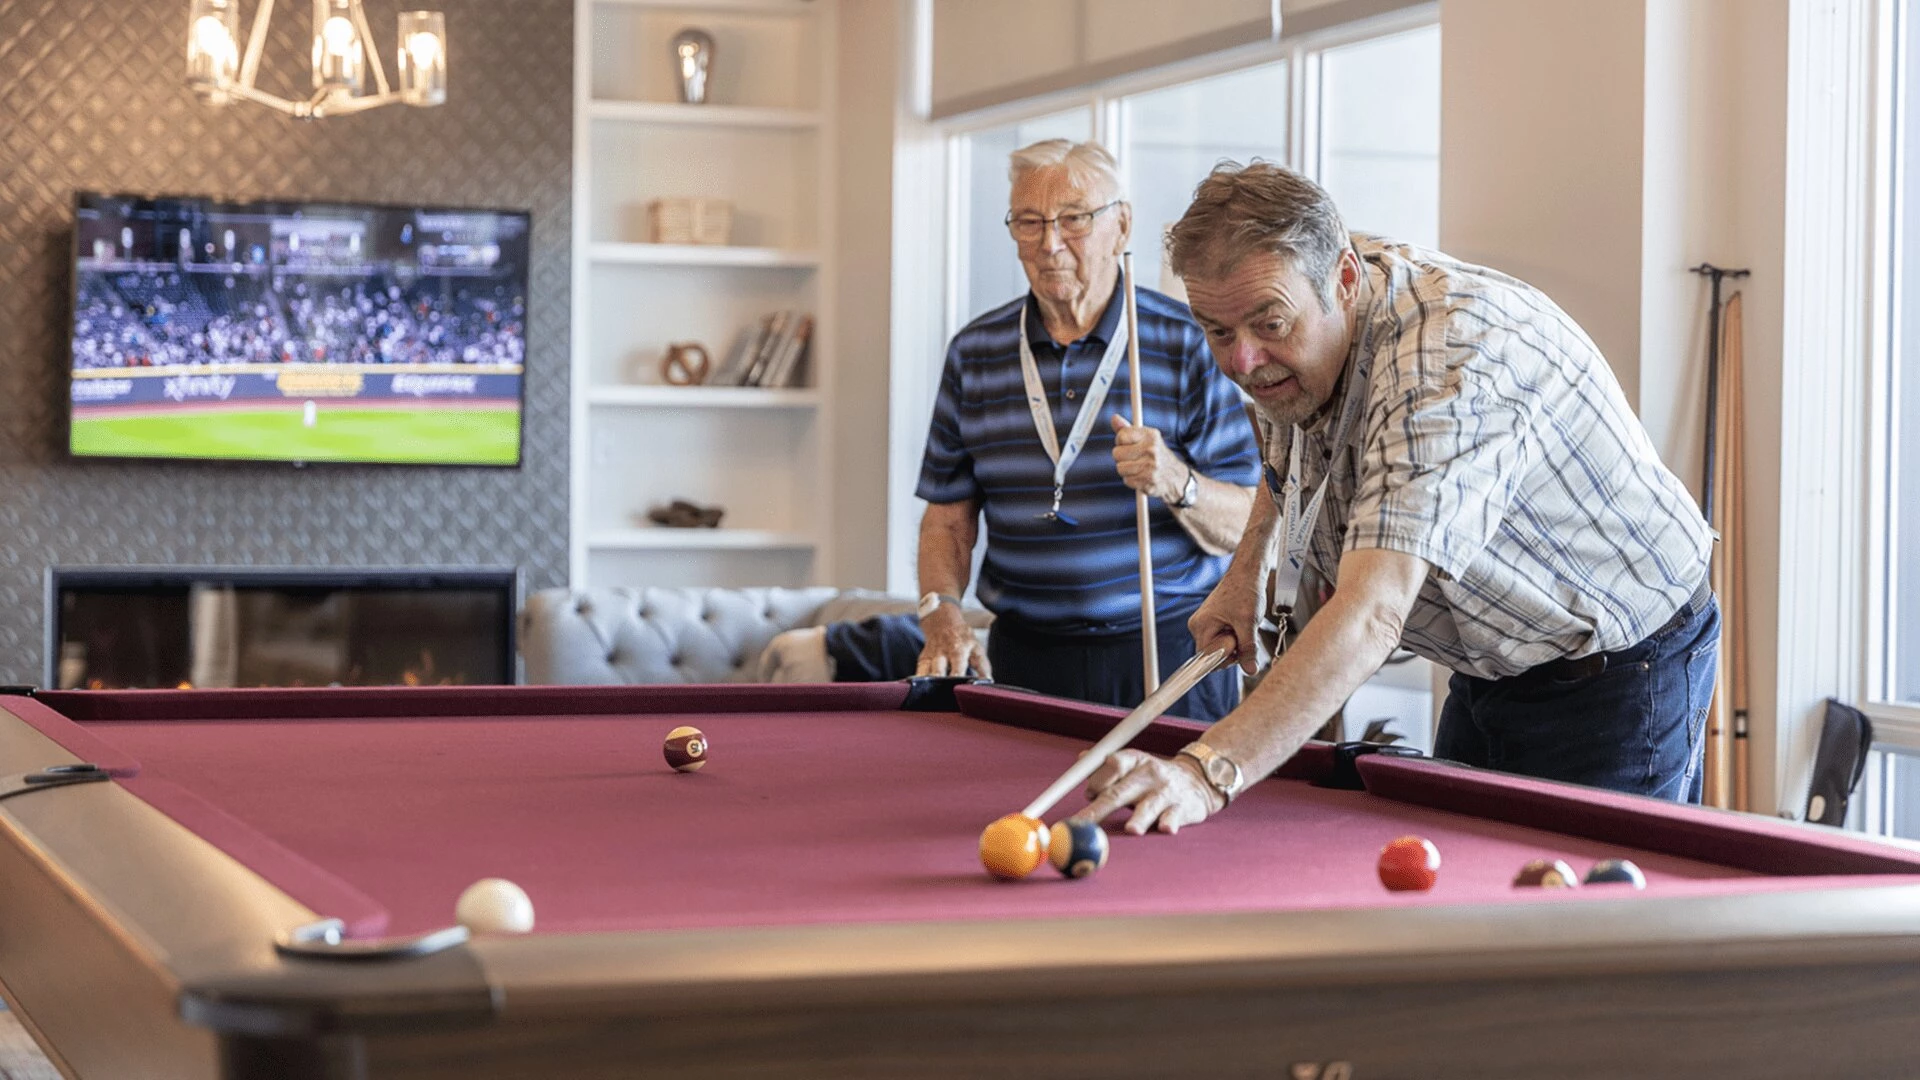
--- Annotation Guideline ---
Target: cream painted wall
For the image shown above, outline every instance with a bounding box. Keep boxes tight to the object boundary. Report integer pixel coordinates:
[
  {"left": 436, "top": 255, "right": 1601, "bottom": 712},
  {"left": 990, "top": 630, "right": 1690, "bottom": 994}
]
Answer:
[
  {"left": 1440, "top": 0, "right": 1648, "bottom": 405},
  {"left": 833, "top": 0, "right": 903, "bottom": 588}
]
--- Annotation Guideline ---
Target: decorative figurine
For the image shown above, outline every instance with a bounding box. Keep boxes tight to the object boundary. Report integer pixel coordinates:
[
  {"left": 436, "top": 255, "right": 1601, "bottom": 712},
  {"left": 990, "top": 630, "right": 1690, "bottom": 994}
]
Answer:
[{"left": 661, "top": 342, "right": 712, "bottom": 386}]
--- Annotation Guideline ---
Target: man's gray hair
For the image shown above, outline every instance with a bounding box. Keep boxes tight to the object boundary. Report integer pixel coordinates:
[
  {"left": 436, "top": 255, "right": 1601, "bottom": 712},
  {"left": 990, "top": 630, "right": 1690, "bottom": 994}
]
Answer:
[
  {"left": 1008, "top": 139, "right": 1127, "bottom": 202},
  {"left": 1166, "top": 161, "right": 1350, "bottom": 309}
]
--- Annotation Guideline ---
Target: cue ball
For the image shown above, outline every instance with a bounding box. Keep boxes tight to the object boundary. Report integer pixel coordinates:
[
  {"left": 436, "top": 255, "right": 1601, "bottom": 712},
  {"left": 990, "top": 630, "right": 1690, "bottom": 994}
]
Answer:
[
  {"left": 1376, "top": 835, "right": 1441, "bottom": 892},
  {"left": 455, "top": 878, "right": 535, "bottom": 935},
  {"left": 1048, "top": 819, "right": 1110, "bottom": 879},
  {"left": 979, "top": 814, "right": 1049, "bottom": 880},
  {"left": 663, "top": 725, "right": 707, "bottom": 772},
  {"left": 1584, "top": 858, "right": 1647, "bottom": 888},
  {"left": 1513, "top": 858, "right": 1581, "bottom": 888}
]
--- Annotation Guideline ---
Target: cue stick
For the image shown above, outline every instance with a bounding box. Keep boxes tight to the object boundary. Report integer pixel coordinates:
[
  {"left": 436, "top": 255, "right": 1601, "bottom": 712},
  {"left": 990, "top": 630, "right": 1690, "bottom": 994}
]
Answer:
[
  {"left": 1725, "top": 292, "right": 1752, "bottom": 812},
  {"left": 1691, "top": 263, "right": 1747, "bottom": 808},
  {"left": 1020, "top": 647, "right": 1231, "bottom": 821},
  {"left": 1712, "top": 297, "right": 1743, "bottom": 803},
  {"left": 1122, "top": 252, "right": 1161, "bottom": 696}
]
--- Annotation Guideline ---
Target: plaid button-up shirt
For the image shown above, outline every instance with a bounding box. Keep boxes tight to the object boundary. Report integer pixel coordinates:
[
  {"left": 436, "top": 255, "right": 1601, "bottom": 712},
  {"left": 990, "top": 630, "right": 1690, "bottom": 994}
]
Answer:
[{"left": 1264, "top": 235, "right": 1712, "bottom": 679}]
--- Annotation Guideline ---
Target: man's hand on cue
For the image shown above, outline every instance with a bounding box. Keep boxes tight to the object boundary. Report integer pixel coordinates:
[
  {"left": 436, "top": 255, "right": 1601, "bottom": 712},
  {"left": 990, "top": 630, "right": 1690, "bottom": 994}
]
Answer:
[
  {"left": 1081, "top": 749, "right": 1224, "bottom": 835},
  {"left": 914, "top": 607, "right": 990, "bottom": 678},
  {"left": 1109, "top": 413, "right": 1185, "bottom": 503}
]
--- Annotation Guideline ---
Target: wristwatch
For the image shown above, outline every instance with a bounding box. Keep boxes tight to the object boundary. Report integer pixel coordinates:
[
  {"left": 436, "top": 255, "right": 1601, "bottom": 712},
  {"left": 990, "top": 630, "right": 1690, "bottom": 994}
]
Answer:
[
  {"left": 1176, "top": 742, "right": 1245, "bottom": 804},
  {"left": 916, "top": 591, "right": 963, "bottom": 619},
  {"left": 1171, "top": 466, "right": 1199, "bottom": 509}
]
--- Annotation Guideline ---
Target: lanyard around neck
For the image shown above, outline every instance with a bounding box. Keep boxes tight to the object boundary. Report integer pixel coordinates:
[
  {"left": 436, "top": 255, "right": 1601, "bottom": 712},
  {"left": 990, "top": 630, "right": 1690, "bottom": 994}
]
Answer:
[
  {"left": 1017, "top": 297, "right": 1130, "bottom": 526},
  {"left": 1268, "top": 366, "right": 1370, "bottom": 612}
]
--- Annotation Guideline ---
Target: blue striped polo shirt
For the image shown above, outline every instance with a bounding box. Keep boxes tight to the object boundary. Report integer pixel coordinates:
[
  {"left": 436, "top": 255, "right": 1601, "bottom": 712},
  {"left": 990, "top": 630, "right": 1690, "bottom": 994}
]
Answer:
[{"left": 917, "top": 278, "right": 1261, "bottom": 634}]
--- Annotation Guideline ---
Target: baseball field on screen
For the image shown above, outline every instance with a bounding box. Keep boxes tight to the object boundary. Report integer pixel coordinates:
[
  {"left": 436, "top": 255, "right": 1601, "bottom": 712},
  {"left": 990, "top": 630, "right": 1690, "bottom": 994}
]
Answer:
[{"left": 70, "top": 404, "right": 521, "bottom": 466}]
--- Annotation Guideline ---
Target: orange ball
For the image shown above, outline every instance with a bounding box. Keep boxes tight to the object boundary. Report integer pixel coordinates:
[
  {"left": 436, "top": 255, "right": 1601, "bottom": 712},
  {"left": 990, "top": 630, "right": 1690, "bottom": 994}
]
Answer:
[
  {"left": 979, "top": 814, "right": 1049, "bottom": 880},
  {"left": 1377, "top": 835, "right": 1441, "bottom": 892}
]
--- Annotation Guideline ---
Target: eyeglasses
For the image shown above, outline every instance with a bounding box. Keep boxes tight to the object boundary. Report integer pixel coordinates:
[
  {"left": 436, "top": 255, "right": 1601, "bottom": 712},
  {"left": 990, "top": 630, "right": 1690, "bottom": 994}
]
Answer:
[{"left": 1004, "top": 201, "right": 1122, "bottom": 242}]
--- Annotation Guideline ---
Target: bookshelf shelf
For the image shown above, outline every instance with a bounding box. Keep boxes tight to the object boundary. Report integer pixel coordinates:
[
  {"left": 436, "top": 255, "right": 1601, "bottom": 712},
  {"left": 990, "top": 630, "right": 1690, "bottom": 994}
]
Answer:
[
  {"left": 586, "top": 529, "right": 819, "bottom": 551},
  {"left": 592, "top": 0, "right": 816, "bottom": 14},
  {"left": 587, "top": 101, "right": 822, "bottom": 128},
  {"left": 586, "top": 386, "right": 821, "bottom": 408},
  {"left": 587, "top": 243, "right": 821, "bottom": 268}
]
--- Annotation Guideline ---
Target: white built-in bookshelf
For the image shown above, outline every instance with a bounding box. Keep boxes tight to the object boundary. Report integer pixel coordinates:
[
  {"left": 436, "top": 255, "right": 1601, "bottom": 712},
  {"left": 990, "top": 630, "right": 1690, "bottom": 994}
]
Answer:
[{"left": 571, "top": 0, "right": 835, "bottom": 588}]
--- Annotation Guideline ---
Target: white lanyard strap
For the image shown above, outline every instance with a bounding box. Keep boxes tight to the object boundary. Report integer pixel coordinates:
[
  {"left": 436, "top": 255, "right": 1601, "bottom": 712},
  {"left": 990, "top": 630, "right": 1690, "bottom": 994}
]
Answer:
[
  {"left": 1266, "top": 366, "right": 1371, "bottom": 613},
  {"left": 1270, "top": 426, "right": 1330, "bottom": 612},
  {"left": 1018, "top": 298, "right": 1130, "bottom": 522}
]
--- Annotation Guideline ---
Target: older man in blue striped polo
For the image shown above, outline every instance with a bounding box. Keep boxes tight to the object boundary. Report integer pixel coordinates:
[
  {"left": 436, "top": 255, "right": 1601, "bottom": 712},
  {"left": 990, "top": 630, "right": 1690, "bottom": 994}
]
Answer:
[
  {"left": 914, "top": 140, "right": 1261, "bottom": 723},
  {"left": 1083, "top": 162, "right": 1719, "bottom": 829}
]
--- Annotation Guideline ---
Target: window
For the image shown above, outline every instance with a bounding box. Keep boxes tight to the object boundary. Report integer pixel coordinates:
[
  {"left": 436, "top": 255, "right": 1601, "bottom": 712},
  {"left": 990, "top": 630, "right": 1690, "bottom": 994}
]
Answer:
[
  {"left": 1881, "top": 0, "right": 1912, "bottom": 711},
  {"left": 1316, "top": 25, "right": 1441, "bottom": 247},
  {"left": 1894, "top": 0, "right": 1920, "bottom": 708},
  {"left": 1121, "top": 61, "right": 1289, "bottom": 293},
  {"left": 1862, "top": 0, "right": 1920, "bottom": 836}
]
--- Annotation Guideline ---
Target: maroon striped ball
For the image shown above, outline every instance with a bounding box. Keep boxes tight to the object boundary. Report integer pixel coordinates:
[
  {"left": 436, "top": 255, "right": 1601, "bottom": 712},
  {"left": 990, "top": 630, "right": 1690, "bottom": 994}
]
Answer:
[{"left": 663, "top": 725, "right": 708, "bottom": 772}]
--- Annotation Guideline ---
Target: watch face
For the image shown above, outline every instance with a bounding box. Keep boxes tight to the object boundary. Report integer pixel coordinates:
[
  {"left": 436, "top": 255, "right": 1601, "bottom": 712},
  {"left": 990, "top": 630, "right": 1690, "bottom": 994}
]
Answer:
[{"left": 1205, "top": 756, "right": 1235, "bottom": 787}]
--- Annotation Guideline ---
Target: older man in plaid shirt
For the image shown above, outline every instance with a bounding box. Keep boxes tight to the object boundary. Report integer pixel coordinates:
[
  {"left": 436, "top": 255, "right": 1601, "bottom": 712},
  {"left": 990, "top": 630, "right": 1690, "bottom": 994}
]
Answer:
[{"left": 1084, "top": 162, "right": 1717, "bottom": 833}]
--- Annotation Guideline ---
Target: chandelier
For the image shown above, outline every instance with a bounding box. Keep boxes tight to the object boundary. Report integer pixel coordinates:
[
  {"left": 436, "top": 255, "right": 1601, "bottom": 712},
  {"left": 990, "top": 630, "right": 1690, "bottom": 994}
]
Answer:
[{"left": 186, "top": 0, "right": 447, "bottom": 119}]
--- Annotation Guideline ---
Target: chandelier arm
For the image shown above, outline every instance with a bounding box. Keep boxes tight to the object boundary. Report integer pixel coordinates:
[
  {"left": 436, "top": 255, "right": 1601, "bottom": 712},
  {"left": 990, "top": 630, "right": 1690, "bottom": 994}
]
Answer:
[
  {"left": 312, "top": 89, "right": 403, "bottom": 117},
  {"left": 226, "top": 82, "right": 304, "bottom": 116},
  {"left": 236, "top": 0, "right": 277, "bottom": 92},
  {"left": 349, "top": 0, "right": 393, "bottom": 97}
]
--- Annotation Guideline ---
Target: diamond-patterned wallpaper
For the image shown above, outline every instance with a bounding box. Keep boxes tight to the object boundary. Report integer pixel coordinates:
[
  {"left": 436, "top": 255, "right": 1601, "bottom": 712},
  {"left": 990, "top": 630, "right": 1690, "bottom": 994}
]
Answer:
[{"left": 0, "top": 0, "right": 573, "bottom": 683}]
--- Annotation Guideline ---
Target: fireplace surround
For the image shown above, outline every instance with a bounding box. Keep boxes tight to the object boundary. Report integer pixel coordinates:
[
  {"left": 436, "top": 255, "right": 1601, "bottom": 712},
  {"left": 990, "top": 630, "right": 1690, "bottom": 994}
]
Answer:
[{"left": 46, "top": 567, "right": 520, "bottom": 690}]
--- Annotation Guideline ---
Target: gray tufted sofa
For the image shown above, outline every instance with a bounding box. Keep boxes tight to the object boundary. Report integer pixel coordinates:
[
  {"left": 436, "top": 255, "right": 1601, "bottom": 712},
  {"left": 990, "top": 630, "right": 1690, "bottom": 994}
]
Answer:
[{"left": 518, "top": 586, "right": 933, "bottom": 685}]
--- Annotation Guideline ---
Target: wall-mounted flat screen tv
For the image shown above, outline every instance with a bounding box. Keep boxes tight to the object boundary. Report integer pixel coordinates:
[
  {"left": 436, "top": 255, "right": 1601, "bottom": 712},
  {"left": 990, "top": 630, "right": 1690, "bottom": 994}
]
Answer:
[{"left": 69, "top": 192, "right": 529, "bottom": 467}]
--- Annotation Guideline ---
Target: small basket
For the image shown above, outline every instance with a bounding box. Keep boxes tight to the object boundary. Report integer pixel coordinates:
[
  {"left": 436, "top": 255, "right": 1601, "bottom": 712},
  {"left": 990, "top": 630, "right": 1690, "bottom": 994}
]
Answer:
[{"left": 648, "top": 198, "right": 733, "bottom": 246}]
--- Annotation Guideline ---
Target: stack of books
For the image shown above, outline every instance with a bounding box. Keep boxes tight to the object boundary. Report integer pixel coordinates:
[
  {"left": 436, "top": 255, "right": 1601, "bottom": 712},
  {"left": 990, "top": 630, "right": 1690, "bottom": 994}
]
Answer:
[{"left": 710, "top": 311, "right": 813, "bottom": 388}]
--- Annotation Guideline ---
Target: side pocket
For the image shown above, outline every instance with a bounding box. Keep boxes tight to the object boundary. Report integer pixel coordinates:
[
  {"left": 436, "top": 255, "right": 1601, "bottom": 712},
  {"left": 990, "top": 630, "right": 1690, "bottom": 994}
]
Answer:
[{"left": 1682, "top": 637, "right": 1720, "bottom": 787}]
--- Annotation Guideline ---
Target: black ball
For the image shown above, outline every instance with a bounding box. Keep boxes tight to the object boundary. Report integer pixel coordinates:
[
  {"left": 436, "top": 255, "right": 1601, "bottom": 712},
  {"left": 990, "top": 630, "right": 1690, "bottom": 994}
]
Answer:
[
  {"left": 1048, "top": 819, "right": 1109, "bottom": 879},
  {"left": 1583, "top": 858, "right": 1647, "bottom": 888}
]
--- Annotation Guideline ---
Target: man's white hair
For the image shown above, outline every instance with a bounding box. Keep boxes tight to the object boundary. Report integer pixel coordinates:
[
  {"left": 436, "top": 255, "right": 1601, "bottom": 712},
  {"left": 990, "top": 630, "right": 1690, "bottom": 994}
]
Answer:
[{"left": 1007, "top": 139, "right": 1127, "bottom": 202}]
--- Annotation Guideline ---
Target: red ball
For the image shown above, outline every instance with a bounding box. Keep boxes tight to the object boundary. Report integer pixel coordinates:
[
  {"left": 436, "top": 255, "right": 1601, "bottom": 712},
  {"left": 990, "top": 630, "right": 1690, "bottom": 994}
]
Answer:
[{"left": 1377, "top": 835, "right": 1440, "bottom": 892}]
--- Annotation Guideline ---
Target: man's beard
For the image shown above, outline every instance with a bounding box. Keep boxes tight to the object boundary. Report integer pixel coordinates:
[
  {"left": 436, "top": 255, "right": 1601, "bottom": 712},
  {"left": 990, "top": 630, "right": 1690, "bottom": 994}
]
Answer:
[{"left": 1240, "top": 373, "right": 1320, "bottom": 429}]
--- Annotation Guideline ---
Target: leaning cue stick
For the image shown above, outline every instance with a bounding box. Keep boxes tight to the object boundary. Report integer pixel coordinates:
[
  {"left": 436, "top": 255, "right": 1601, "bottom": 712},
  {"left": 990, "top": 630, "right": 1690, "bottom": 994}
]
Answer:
[
  {"left": 1122, "top": 252, "right": 1160, "bottom": 696},
  {"left": 1725, "top": 292, "right": 1752, "bottom": 812},
  {"left": 1020, "top": 647, "right": 1232, "bottom": 821},
  {"left": 1712, "top": 297, "right": 1743, "bottom": 803},
  {"left": 1691, "top": 262, "right": 1748, "bottom": 808}
]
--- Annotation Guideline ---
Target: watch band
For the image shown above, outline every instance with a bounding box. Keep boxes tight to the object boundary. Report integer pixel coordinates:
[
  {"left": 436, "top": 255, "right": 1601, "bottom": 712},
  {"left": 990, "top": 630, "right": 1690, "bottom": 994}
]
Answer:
[
  {"left": 1171, "top": 465, "right": 1198, "bottom": 509},
  {"left": 917, "top": 591, "right": 963, "bottom": 619},
  {"left": 1176, "top": 742, "right": 1244, "bottom": 804}
]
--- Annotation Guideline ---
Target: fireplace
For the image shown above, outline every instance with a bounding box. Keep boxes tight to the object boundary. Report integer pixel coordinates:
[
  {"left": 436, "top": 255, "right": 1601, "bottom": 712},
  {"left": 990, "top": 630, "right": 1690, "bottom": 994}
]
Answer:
[{"left": 46, "top": 567, "right": 520, "bottom": 690}]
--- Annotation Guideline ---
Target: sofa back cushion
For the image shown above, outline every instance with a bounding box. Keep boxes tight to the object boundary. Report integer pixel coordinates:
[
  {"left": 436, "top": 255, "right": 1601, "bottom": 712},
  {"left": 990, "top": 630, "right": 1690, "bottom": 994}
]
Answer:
[{"left": 520, "top": 586, "right": 840, "bottom": 684}]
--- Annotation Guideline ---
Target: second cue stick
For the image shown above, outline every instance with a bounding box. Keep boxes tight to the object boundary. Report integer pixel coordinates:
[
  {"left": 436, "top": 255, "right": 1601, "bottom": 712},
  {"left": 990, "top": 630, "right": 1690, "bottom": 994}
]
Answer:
[
  {"left": 1020, "top": 647, "right": 1231, "bottom": 821},
  {"left": 1123, "top": 252, "right": 1160, "bottom": 695}
]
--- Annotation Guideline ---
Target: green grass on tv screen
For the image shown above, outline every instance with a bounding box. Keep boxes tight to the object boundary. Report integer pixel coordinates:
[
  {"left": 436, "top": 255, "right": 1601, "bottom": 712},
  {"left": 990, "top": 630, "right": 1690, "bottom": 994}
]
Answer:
[{"left": 71, "top": 406, "right": 521, "bottom": 466}]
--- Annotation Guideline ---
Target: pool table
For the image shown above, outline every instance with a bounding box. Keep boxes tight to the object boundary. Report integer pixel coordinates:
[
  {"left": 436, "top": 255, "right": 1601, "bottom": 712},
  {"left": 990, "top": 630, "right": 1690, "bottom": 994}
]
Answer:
[{"left": 4, "top": 680, "right": 1920, "bottom": 1080}]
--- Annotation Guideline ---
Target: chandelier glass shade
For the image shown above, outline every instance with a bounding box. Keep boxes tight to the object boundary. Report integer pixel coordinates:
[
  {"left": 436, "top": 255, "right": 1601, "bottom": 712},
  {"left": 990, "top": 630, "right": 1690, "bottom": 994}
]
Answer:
[{"left": 185, "top": 0, "right": 447, "bottom": 118}]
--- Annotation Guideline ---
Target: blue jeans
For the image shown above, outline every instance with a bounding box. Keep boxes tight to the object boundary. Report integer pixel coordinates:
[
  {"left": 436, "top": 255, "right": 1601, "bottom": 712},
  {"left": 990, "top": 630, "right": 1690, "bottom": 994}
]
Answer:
[{"left": 1433, "top": 586, "right": 1721, "bottom": 803}]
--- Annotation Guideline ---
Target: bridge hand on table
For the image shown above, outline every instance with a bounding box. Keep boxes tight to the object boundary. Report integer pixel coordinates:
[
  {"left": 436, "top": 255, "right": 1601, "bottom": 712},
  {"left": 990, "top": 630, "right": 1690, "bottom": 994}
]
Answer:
[{"left": 1081, "top": 748, "right": 1224, "bottom": 835}]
